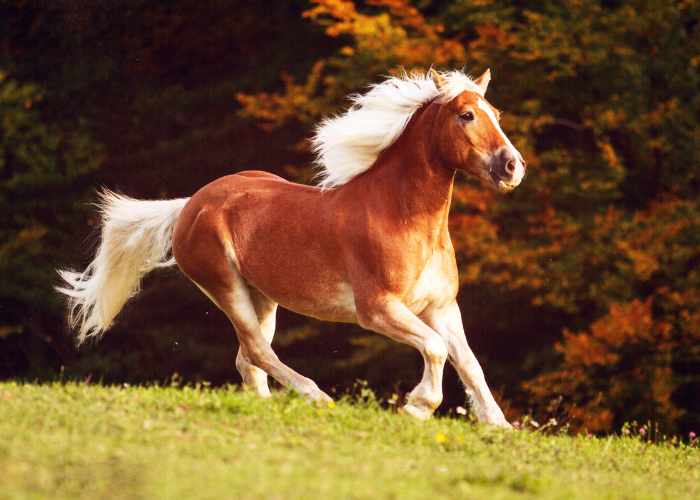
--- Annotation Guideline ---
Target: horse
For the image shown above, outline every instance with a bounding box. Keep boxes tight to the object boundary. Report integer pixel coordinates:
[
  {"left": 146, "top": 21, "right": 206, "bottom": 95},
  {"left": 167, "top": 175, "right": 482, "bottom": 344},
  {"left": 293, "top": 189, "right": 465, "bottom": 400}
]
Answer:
[{"left": 57, "top": 69, "right": 525, "bottom": 428}]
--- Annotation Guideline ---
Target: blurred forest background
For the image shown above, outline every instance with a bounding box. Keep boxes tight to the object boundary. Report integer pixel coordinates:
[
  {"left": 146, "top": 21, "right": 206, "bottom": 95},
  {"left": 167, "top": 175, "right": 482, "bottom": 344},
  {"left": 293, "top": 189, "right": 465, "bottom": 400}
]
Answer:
[{"left": 1, "top": 0, "right": 699, "bottom": 435}]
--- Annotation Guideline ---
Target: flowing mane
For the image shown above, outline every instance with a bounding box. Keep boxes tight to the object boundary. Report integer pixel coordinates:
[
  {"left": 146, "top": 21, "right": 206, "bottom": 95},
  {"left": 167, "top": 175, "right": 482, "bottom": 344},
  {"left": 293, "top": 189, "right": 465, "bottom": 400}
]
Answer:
[{"left": 311, "top": 70, "right": 485, "bottom": 189}]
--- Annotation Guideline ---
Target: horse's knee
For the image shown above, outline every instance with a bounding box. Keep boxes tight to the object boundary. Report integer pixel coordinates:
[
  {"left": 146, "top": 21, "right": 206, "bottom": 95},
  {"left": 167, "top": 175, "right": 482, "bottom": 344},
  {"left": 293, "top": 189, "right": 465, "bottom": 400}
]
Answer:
[
  {"left": 236, "top": 348, "right": 271, "bottom": 396},
  {"left": 241, "top": 346, "right": 262, "bottom": 370},
  {"left": 239, "top": 339, "right": 278, "bottom": 373},
  {"left": 423, "top": 336, "right": 448, "bottom": 365}
]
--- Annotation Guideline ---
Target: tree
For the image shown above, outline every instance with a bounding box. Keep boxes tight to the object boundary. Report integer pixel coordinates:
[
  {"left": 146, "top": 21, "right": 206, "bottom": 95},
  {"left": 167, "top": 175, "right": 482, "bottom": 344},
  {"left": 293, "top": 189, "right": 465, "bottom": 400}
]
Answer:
[
  {"left": 0, "top": 71, "right": 101, "bottom": 376},
  {"left": 2, "top": 0, "right": 341, "bottom": 384},
  {"left": 524, "top": 198, "right": 700, "bottom": 433}
]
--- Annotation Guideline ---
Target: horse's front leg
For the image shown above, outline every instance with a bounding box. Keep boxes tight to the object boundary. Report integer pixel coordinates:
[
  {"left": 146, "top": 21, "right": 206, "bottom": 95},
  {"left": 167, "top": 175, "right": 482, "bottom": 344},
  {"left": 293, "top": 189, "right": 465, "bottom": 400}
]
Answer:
[
  {"left": 357, "top": 299, "right": 448, "bottom": 420},
  {"left": 423, "top": 300, "right": 512, "bottom": 429}
]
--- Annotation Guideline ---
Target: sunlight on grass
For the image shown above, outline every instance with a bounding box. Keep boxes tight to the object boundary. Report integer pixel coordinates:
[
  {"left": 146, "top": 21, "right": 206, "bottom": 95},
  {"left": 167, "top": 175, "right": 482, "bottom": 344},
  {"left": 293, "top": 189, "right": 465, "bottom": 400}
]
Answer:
[{"left": 1, "top": 382, "right": 698, "bottom": 499}]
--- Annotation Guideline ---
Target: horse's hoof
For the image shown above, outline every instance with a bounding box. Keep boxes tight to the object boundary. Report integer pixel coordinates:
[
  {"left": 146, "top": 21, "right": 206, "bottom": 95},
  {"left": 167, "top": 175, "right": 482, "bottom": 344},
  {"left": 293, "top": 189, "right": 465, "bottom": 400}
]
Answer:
[
  {"left": 316, "top": 391, "right": 333, "bottom": 403},
  {"left": 403, "top": 403, "right": 433, "bottom": 420},
  {"left": 495, "top": 420, "right": 514, "bottom": 430},
  {"left": 477, "top": 413, "right": 513, "bottom": 429},
  {"left": 302, "top": 388, "right": 332, "bottom": 403}
]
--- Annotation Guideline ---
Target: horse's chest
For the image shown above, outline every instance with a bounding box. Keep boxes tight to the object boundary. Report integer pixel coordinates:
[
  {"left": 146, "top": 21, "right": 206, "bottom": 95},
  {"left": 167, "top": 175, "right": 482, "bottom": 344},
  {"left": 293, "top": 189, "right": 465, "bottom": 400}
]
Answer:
[{"left": 403, "top": 253, "right": 457, "bottom": 314}]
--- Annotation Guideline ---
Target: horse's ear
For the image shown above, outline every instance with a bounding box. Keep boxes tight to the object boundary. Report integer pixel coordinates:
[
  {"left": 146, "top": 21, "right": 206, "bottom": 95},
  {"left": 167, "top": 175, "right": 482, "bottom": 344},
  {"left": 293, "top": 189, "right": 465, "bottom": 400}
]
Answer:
[
  {"left": 430, "top": 69, "right": 447, "bottom": 91},
  {"left": 474, "top": 69, "right": 491, "bottom": 93}
]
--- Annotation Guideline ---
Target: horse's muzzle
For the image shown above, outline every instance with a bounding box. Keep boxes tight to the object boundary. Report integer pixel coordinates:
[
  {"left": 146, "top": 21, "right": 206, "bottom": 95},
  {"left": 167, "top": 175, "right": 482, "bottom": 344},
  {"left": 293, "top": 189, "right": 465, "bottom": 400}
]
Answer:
[{"left": 489, "top": 146, "right": 525, "bottom": 190}]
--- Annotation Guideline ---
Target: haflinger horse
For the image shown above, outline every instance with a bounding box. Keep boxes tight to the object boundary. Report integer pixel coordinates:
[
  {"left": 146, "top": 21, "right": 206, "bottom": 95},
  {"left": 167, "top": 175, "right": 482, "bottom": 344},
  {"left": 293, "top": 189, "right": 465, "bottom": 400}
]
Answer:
[{"left": 57, "top": 69, "right": 524, "bottom": 428}]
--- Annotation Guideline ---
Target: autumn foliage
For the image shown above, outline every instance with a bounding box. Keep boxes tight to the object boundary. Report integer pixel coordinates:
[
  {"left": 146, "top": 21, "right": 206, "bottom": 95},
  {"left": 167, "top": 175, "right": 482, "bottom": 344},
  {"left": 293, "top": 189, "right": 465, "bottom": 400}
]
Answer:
[{"left": 2, "top": 0, "right": 699, "bottom": 434}]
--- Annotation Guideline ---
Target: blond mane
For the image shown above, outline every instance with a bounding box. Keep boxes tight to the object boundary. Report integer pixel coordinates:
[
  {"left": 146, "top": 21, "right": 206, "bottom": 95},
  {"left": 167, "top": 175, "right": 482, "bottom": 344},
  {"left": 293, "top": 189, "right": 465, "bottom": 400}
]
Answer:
[{"left": 311, "top": 70, "right": 484, "bottom": 189}]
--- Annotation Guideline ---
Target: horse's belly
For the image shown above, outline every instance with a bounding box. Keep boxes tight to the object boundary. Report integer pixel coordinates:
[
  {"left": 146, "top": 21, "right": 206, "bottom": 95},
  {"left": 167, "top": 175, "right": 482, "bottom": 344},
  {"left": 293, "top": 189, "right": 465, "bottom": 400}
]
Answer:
[
  {"left": 251, "top": 278, "right": 358, "bottom": 324},
  {"left": 305, "top": 281, "right": 358, "bottom": 323}
]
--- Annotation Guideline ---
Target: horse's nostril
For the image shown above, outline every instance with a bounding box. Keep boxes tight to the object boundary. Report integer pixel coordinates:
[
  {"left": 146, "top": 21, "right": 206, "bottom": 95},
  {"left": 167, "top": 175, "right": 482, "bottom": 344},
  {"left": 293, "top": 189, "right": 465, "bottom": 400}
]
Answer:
[{"left": 505, "top": 160, "right": 515, "bottom": 175}]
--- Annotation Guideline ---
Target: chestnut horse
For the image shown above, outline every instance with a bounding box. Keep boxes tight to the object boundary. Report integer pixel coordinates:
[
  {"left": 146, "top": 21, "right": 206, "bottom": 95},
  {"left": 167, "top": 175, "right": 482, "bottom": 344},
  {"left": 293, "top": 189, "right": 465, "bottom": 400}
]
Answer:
[{"left": 57, "top": 70, "right": 524, "bottom": 427}]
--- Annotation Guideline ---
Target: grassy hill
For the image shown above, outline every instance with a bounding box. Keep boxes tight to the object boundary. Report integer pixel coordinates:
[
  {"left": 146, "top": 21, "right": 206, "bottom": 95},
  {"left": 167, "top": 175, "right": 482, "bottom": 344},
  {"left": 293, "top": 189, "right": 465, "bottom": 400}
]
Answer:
[{"left": 1, "top": 382, "right": 698, "bottom": 499}]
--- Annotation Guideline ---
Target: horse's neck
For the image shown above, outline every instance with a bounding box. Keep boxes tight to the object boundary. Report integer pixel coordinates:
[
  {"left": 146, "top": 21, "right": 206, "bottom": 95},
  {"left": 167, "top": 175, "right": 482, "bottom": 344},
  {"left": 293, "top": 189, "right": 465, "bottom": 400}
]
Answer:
[{"left": 352, "top": 103, "right": 456, "bottom": 247}]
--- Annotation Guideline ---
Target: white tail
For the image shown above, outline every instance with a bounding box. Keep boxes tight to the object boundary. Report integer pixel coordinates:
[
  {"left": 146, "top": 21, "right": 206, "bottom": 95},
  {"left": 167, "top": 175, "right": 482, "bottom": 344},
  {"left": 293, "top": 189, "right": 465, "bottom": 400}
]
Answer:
[{"left": 56, "top": 190, "right": 190, "bottom": 345}]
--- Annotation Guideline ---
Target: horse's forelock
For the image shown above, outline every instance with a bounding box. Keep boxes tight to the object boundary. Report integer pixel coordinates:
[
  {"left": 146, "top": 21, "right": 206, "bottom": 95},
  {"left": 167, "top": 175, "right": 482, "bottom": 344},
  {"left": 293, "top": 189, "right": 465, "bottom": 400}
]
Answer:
[{"left": 434, "top": 71, "right": 485, "bottom": 102}]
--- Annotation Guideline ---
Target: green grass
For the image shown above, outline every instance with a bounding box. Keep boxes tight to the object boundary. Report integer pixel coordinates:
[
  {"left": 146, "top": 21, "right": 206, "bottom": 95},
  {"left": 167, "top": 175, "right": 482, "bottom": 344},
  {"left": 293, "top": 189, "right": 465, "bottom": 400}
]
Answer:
[{"left": 0, "top": 382, "right": 698, "bottom": 500}]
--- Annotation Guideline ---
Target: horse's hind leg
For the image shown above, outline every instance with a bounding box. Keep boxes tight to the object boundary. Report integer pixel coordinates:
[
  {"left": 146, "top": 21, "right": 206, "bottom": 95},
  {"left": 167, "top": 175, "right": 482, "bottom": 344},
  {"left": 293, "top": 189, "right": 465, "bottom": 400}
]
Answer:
[
  {"left": 213, "top": 265, "right": 331, "bottom": 402},
  {"left": 235, "top": 289, "right": 277, "bottom": 396}
]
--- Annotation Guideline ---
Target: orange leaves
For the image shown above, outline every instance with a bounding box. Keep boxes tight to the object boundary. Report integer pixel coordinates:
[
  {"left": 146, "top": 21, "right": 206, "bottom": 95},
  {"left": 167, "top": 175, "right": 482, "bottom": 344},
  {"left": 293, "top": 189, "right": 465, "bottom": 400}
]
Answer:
[
  {"left": 451, "top": 182, "right": 496, "bottom": 213},
  {"left": 479, "top": 192, "right": 699, "bottom": 431},
  {"left": 525, "top": 210, "right": 700, "bottom": 432},
  {"left": 303, "top": 0, "right": 466, "bottom": 68},
  {"left": 529, "top": 297, "right": 682, "bottom": 433},
  {"left": 303, "top": 0, "right": 362, "bottom": 39},
  {"left": 466, "top": 23, "right": 515, "bottom": 67},
  {"left": 449, "top": 212, "right": 499, "bottom": 286},
  {"left": 303, "top": 0, "right": 358, "bottom": 34},
  {"left": 237, "top": 0, "right": 468, "bottom": 141},
  {"left": 507, "top": 196, "right": 700, "bottom": 316},
  {"left": 236, "top": 61, "right": 326, "bottom": 132},
  {"left": 319, "top": 0, "right": 466, "bottom": 69},
  {"left": 304, "top": 0, "right": 455, "bottom": 53},
  {"left": 561, "top": 299, "right": 666, "bottom": 364}
]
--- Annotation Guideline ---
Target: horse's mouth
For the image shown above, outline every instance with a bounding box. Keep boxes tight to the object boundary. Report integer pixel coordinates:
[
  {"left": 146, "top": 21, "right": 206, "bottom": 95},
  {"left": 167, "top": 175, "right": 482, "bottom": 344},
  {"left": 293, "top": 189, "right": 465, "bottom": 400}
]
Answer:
[
  {"left": 497, "top": 179, "right": 519, "bottom": 191},
  {"left": 491, "top": 175, "right": 521, "bottom": 192}
]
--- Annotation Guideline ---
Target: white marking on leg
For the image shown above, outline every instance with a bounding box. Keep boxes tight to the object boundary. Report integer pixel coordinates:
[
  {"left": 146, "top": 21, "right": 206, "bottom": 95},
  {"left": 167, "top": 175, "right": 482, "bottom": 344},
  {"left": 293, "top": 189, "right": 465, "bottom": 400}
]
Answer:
[
  {"left": 362, "top": 300, "right": 446, "bottom": 419},
  {"left": 426, "top": 301, "right": 512, "bottom": 428},
  {"left": 199, "top": 264, "right": 331, "bottom": 402}
]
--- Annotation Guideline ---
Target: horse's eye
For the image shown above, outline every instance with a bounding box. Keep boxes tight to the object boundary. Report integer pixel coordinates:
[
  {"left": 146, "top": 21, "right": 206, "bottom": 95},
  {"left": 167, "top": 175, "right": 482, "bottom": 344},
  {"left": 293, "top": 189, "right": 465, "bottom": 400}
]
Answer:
[{"left": 460, "top": 111, "right": 475, "bottom": 122}]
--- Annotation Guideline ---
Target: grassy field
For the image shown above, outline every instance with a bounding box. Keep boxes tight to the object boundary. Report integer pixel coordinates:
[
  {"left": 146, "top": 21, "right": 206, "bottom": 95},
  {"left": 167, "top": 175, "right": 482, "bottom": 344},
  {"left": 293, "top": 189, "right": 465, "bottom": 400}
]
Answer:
[{"left": 1, "top": 382, "right": 698, "bottom": 500}]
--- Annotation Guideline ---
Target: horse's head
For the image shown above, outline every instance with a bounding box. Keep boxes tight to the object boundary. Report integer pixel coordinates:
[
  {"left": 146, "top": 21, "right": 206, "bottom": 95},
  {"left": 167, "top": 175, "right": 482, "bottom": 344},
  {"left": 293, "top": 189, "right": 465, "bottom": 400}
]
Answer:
[{"left": 432, "top": 70, "right": 525, "bottom": 191}]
